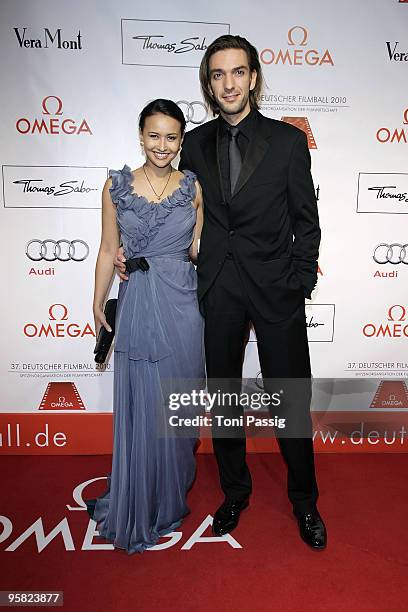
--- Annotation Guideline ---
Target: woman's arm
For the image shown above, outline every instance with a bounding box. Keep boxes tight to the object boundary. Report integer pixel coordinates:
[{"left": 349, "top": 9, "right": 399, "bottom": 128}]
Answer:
[
  {"left": 93, "top": 178, "right": 120, "bottom": 334},
  {"left": 189, "top": 180, "right": 203, "bottom": 264}
]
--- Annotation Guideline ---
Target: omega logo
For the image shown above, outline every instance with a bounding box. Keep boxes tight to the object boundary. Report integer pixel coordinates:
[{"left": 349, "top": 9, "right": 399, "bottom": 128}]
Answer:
[
  {"left": 287, "top": 26, "right": 308, "bottom": 46},
  {"left": 260, "top": 26, "right": 334, "bottom": 67},
  {"left": 16, "top": 96, "right": 92, "bottom": 136},
  {"left": 23, "top": 304, "right": 95, "bottom": 338},
  {"left": 376, "top": 108, "right": 408, "bottom": 143},
  {"left": 363, "top": 304, "right": 408, "bottom": 338}
]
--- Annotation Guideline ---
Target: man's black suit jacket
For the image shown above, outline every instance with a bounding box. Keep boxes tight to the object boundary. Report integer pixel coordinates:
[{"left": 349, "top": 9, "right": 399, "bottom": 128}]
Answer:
[{"left": 179, "top": 109, "right": 320, "bottom": 323}]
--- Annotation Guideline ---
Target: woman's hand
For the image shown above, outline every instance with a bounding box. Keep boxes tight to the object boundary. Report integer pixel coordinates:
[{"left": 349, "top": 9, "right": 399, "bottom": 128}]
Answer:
[
  {"left": 114, "top": 246, "right": 128, "bottom": 281},
  {"left": 93, "top": 305, "right": 112, "bottom": 338}
]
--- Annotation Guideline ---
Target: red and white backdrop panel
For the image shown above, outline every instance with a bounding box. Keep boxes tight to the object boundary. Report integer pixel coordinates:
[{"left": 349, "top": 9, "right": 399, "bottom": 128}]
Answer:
[{"left": 0, "top": 0, "right": 407, "bottom": 454}]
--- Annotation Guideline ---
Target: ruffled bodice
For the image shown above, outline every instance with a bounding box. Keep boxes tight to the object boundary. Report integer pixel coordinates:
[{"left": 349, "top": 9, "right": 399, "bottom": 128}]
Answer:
[{"left": 109, "top": 165, "right": 197, "bottom": 258}]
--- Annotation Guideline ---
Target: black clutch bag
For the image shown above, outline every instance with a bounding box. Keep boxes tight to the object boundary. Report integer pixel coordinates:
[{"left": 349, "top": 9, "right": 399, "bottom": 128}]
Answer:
[{"left": 94, "top": 298, "right": 117, "bottom": 363}]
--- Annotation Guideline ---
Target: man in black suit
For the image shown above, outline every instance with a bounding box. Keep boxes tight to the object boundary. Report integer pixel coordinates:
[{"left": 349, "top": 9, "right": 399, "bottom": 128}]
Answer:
[{"left": 178, "top": 35, "right": 326, "bottom": 549}]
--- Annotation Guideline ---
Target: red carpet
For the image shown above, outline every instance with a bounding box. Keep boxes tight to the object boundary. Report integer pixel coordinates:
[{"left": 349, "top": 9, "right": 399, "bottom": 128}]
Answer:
[{"left": 1, "top": 453, "right": 407, "bottom": 611}]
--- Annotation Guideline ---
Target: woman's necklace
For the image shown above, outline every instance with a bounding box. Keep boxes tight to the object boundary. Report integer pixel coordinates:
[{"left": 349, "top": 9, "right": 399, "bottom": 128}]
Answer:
[{"left": 143, "top": 164, "right": 173, "bottom": 201}]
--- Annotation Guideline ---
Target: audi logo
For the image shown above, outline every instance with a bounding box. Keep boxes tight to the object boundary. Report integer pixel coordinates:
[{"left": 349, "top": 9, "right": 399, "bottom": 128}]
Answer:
[
  {"left": 176, "top": 100, "right": 208, "bottom": 125},
  {"left": 26, "top": 239, "right": 89, "bottom": 262},
  {"left": 373, "top": 243, "right": 408, "bottom": 265}
]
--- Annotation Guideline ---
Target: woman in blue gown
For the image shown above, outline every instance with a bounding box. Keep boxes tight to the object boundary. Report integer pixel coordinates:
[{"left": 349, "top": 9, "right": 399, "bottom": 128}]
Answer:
[{"left": 88, "top": 99, "right": 205, "bottom": 554}]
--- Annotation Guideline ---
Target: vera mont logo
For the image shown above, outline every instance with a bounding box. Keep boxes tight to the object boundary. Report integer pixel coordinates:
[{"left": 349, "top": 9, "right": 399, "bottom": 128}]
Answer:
[{"left": 13, "top": 27, "right": 82, "bottom": 50}]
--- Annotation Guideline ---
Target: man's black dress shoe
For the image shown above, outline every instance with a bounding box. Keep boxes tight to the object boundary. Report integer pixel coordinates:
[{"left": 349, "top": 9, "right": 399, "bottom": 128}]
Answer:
[
  {"left": 296, "top": 510, "right": 327, "bottom": 550},
  {"left": 212, "top": 497, "right": 249, "bottom": 536}
]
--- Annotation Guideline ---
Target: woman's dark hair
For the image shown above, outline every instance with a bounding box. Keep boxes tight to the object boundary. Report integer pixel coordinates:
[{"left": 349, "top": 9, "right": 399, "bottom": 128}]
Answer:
[
  {"left": 199, "top": 35, "right": 264, "bottom": 115},
  {"left": 139, "top": 99, "right": 186, "bottom": 134}
]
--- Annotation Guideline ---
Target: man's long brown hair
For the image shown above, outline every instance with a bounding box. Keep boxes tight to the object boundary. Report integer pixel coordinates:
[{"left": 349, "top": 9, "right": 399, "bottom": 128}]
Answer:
[{"left": 199, "top": 35, "right": 264, "bottom": 115}]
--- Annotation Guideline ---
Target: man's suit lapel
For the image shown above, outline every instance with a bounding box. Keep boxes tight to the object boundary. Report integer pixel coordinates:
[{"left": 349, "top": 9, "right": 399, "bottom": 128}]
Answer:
[
  {"left": 232, "top": 111, "right": 269, "bottom": 199},
  {"left": 202, "top": 118, "right": 226, "bottom": 203}
]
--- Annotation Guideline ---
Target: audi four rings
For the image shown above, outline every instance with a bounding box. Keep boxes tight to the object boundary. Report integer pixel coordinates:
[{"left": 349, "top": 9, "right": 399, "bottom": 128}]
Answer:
[
  {"left": 373, "top": 243, "right": 408, "bottom": 264},
  {"left": 26, "top": 239, "right": 89, "bottom": 262},
  {"left": 176, "top": 101, "right": 208, "bottom": 125}
]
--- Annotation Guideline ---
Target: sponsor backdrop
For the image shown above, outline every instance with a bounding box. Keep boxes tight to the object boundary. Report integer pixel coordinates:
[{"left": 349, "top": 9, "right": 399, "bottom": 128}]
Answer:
[{"left": 0, "top": 0, "right": 407, "bottom": 453}]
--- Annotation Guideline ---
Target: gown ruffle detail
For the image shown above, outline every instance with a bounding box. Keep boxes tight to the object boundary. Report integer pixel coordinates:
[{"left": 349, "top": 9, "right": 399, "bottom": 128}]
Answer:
[{"left": 87, "top": 165, "right": 205, "bottom": 554}]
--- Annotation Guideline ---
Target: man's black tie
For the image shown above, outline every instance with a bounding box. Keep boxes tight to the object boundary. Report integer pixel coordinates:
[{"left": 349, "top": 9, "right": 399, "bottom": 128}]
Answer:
[{"left": 228, "top": 125, "right": 242, "bottom": 196}]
